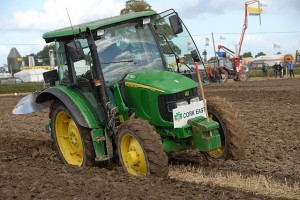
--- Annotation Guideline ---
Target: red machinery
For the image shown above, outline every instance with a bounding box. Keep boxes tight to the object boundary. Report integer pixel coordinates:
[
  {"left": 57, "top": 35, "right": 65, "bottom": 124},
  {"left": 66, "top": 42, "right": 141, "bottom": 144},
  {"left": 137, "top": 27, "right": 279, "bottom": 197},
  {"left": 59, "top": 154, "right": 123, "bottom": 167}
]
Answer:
[{"left": 209, "top": 0, "right": 262, "bottom": 83}]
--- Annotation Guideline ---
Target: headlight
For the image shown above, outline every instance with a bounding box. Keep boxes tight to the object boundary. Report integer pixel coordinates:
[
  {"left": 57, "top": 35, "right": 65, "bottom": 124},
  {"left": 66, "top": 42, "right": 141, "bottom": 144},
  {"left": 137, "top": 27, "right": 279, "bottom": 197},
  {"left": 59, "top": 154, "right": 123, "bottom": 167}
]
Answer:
[
  {"left": 190, "top": 97, "right": 199, "bottom": 104},
  {"left": 176, "top": 100, "right": 188, "bottom": 108}
]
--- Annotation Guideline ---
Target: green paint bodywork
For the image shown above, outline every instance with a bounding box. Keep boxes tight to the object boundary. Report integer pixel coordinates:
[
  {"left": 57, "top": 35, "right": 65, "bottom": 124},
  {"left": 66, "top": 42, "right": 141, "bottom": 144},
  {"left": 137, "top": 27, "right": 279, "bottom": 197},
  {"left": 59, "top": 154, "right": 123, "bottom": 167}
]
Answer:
[
  {"left": 162, "top": 137, "right": 190, "bottom": 153},
  {"left": 47, "top": 86, "right": 110, "bottom": 159},
  {"left": 113, "top": 84, "right": 129, "bottom": 122},
  {"left": 123, "top": 69, "right": 221, "bottom": 152},
  {"left": 51, "top": 85, "right": 105, "bottom": 128},
  {"left": 91, "top": 129, "right": 107, "bottom": 161},
  {"left": 43, "top": 11, "right": 157, "bottom": 42},
  {"left": 91, "top": 129, "right": 113, "bottom": 161},
  {"left": 157, "top": 124, "right": 193, "bottom": 138},
  {"left": 125, "top": 69, "right": 197, "bottom": 94},
  {"left": 159, "top": 116, "right": 221, "bottom": 152},
  {"left": 124, "top": 69, "right": 197, "bottom": 126},
  {"left": 189, "top": 116, "right": 221, "bottom": 151},
  {"left": 192, "top": 130, "right": 221, "bottom": 152},
  {"left": 188, "top": 116, "right": 219, "bottom": 133}
]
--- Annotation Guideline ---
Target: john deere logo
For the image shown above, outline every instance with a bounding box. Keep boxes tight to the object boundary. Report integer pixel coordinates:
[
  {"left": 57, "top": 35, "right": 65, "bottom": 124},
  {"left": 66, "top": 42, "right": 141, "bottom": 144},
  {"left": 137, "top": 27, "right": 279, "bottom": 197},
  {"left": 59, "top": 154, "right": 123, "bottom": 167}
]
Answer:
[
  {"left": 174, "top": 112, "right": 183, "bottom": 122},
  {"left": 184, "top": 90, "right": 190, "bottom": 97}
]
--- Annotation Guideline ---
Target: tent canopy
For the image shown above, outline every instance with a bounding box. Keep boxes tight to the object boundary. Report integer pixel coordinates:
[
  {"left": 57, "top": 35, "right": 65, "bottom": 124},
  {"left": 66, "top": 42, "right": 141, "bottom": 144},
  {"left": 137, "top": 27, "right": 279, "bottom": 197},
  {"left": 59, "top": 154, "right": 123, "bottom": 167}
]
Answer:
[{"left": 14, "top": 69, "right": 48, "bottom": 82}]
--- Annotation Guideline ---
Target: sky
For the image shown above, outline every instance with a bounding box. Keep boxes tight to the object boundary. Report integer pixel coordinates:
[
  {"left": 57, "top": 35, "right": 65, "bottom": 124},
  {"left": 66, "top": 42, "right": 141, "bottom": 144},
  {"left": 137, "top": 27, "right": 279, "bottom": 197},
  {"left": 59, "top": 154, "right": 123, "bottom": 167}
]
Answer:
[{"left": 0, "top": 0, "right": 299, "bottom": 66}]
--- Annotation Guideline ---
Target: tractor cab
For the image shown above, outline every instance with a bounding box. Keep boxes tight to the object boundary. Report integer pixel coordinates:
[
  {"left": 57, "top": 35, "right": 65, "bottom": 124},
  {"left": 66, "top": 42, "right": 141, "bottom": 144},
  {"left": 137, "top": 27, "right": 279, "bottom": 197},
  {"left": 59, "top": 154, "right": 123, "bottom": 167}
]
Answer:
[{"left": 47, "top": 9, "right": 209, "bottom": 89}]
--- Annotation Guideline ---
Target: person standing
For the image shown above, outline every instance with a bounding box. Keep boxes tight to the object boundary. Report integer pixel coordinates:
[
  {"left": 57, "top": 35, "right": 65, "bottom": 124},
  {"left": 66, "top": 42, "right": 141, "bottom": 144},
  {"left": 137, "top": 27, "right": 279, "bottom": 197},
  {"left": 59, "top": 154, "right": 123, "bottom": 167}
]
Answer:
[
  {"left": 282, "top": 62, "right": 287, "bottom": 78},
  {"left": 278, "top": 62, "right": 283, "bottom": 78},
  {"left": 287, "top": 62, "right": 295, "bottom": 78},
  {"left": 273, "top": 62, "right": 279, "bottom": 78},
  {"left": 262, "top": 63, "right": 268, "bottom": 77}
]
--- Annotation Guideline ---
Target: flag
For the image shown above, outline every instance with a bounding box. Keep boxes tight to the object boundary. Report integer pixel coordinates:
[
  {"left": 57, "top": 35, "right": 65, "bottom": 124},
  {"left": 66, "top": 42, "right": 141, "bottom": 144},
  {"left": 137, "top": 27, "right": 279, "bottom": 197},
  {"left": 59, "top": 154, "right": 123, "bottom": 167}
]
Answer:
[
  {"left": 28, "top": 56, "right": 35, "bottom": 66},
  {"left": 220, "top": 35, "right": 226, "bottom": 40},
  {"left": 273, "top": 43, "right": 281, "bottom": 48},
  {"left": 248, "top": 7, "right": 263, "bottom": 15},
  {"left": 205, "top": 37, "right": 209, "bottom": 46},
  {"left": 259, "top": 2, "right": 267, "bottom": 7}
]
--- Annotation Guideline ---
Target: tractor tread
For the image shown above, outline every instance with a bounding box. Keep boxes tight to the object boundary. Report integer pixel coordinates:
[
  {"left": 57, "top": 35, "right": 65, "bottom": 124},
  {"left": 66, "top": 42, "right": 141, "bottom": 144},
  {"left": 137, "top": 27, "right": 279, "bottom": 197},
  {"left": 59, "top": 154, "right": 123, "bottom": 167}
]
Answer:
[
  {"left": 50, "top": 101, "right": 96, "bottom": 167},
  {"left": 207, "top": 96, "right": 246, "bottom": 160},
  {"left": 117, "top": 118, "right": 169, "bottom": 177}
]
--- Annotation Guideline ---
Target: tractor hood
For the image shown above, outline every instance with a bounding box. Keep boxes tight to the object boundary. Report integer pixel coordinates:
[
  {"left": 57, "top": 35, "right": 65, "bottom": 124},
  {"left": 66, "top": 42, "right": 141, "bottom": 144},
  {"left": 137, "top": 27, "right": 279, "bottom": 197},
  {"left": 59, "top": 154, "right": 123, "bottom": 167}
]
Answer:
[{"left": 124, "top": 69, "right": 197, "bottom": 94}]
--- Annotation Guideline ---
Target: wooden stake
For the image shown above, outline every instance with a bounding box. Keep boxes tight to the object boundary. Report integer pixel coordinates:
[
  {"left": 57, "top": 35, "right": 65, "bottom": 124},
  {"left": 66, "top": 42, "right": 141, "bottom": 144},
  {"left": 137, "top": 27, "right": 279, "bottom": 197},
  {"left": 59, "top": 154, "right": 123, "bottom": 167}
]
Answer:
[{"left": 195, "top": 61, "right": 212, "bottom": 137}]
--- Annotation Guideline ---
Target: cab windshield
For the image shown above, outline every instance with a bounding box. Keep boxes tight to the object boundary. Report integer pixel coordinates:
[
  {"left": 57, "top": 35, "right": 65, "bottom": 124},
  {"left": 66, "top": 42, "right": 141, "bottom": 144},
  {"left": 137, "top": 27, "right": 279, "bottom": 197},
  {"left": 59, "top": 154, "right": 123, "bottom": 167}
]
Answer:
[
  {"left": 154, "top": 10, "right": 202, "bottom": 72},
  {"left": 95, "top": 22, "right": 164, "bottom": 84}
]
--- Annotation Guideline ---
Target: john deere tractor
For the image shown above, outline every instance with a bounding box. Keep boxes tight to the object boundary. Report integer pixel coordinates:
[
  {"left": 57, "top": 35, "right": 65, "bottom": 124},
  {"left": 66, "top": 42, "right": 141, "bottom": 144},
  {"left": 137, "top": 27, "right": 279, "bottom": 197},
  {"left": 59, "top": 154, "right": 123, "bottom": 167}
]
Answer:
[{"left": 13, "top": 9, "right": 245, "bottom": 177}]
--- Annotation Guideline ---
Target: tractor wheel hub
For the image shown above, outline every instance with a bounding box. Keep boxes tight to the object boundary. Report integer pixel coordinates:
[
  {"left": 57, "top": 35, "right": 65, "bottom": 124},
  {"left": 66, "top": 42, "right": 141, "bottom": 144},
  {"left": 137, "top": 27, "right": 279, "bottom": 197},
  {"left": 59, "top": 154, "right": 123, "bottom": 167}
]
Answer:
[
  {"left": 69, "top": 132, "right": 78, "bottom": 146},
  {"left": 125, "top": 151, "right": 139, "bottom": 166}
]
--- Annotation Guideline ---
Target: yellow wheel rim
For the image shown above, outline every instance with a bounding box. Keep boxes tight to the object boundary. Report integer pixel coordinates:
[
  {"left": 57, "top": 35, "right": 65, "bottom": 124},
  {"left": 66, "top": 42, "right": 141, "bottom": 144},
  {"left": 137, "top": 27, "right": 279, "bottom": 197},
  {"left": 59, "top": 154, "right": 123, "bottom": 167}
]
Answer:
[
  {"left": 120, "top": 133, "right": 147, "bottom": 176},
  {"left": 55, "top": 111, "right": 84, "bottom": 166},
  {"left": 207, "top": 113, "right": 225, "bottom": 158}
]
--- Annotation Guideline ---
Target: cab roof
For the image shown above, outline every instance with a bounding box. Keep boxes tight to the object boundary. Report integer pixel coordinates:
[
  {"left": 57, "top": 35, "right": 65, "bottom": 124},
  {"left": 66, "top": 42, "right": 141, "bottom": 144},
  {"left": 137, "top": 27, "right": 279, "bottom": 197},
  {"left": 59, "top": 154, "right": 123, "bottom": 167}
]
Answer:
[{"left": 42, "top": 10, "right": 157, "bottom": 43}]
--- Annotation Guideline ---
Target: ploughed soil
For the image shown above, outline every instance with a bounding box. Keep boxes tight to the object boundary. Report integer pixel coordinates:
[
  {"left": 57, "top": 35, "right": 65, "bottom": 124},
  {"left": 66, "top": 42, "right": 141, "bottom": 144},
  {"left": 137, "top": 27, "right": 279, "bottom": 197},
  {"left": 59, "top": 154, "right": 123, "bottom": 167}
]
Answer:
[{"left": 0, "top": 77, "right": 299, "bottom": 200}]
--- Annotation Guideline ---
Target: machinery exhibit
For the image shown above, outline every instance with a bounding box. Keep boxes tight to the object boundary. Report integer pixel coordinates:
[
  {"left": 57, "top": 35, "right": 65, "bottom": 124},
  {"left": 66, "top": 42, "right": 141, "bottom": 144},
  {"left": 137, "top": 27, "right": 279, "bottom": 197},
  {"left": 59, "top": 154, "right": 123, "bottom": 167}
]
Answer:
[
  {"left": 13, "top": 9, "right": 246, "bottom": 177},
  {"left": 208, "top": 0, "right": 263, "bottom": 83}
]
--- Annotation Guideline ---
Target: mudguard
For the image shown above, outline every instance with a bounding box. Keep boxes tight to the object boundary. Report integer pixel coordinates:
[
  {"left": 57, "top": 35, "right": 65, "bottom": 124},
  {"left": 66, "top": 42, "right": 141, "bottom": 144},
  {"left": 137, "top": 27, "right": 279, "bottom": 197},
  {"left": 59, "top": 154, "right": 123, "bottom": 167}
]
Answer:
[{"left": 13, "top": 86, "right": 106, "bottom": 129}]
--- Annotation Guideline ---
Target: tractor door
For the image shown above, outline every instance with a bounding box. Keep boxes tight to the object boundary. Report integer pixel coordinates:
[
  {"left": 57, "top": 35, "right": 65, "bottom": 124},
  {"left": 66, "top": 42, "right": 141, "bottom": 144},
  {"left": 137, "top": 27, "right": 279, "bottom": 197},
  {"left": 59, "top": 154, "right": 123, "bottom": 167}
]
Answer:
[{"left": 56, "top": 39, "right": 93, "bottom": 89}]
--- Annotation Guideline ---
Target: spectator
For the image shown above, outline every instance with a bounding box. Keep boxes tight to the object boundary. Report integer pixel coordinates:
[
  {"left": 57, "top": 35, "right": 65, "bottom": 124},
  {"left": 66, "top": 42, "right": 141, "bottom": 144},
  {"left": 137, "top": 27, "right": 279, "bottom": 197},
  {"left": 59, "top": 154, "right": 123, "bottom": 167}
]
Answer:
[
  {"left": 287, "top": 62, "right": 295, "bottom": 78},
  {"left": 278, "top": 62, "right": 283, "bottom": 78},
  {"left": 282, "top": 62, "right": 287, "bottom": 78},
  {"left": 273, "top": 62, "right": 279, "bottom": 78},
  {"left": 262, "top": 63, "right": 268, "bottom": 77}
]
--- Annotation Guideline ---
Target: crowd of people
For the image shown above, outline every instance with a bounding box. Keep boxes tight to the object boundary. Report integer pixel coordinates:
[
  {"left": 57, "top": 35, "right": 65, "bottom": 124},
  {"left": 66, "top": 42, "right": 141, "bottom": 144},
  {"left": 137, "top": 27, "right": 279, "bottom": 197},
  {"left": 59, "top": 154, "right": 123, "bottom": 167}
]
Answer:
[{"left": 262, "top": 61, "right": 295, "bottom": 78}]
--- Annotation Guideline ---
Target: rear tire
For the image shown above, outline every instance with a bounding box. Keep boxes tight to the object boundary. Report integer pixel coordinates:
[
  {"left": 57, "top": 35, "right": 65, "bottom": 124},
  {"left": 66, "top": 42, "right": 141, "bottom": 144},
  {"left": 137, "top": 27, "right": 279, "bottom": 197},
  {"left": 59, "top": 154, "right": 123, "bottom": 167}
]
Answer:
[
  {"left": 51, "top": 102, "right": 95, "bottom": 167},
  {"left": 206, "top": 97, "right": 246, "bottom": 160},
  {"left": 238, "top": 71, "right": 250, "bottom": 81},
  {"left": 219, "top": 68, "right": 229, "bottom": 83},
  {"left": 117, "top": 118, "right": 168, "bottom": 177}
]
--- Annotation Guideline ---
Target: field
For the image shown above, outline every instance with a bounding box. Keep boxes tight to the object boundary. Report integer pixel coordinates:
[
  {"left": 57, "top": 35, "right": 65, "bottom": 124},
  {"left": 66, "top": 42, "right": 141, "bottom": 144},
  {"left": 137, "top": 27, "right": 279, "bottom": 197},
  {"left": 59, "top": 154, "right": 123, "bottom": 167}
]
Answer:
[{"left": 0, "top": 77, "right": 299, "bottom": 200}]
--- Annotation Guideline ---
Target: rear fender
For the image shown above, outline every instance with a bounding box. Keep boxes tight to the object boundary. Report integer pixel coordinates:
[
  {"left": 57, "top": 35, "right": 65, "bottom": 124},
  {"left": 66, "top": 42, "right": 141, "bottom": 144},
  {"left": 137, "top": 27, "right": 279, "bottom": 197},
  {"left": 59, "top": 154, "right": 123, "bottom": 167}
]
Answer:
[{"left": 36, "top": 87, "right": 105, "bottom": 129}]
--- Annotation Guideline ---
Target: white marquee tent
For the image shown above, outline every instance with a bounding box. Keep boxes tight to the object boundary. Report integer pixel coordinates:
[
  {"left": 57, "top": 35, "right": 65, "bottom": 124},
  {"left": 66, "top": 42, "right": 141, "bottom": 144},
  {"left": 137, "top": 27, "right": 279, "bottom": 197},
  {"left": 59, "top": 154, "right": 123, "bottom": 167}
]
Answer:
[{"left": 14, "top": 69, "right": 48, "bottom": 82}]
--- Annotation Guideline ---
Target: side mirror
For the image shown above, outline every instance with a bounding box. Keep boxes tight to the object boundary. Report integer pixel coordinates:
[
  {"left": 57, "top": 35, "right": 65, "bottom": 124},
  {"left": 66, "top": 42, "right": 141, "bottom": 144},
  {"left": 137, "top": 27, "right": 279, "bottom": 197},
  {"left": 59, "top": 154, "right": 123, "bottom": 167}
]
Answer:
[
  {"left": 66, "top": 40, "right": 84, "bottom": 62},
  {"left": 43, "top": 69, "right": 59, "bottom": 86},
  {"left": 169, "top": 14, "right": 183, "bottom": 34},
  {"left": 191, "top": 50, "right": 200, "bottom": 62}
]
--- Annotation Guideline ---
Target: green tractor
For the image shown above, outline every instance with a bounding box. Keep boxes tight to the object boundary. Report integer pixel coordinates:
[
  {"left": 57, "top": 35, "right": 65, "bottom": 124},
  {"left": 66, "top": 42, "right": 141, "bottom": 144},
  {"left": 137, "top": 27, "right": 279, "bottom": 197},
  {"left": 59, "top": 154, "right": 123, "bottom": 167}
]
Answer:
[{"left": 13, "top": 9, "right": 245, "bottom": 177}]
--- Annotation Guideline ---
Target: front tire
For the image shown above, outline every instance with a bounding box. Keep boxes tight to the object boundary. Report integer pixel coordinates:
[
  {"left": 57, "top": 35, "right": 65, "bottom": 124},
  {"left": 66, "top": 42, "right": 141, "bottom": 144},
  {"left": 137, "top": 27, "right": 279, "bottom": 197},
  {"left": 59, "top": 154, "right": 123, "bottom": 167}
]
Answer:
[
  {"left": 117, "top": 118, "right": 168, "bottom": 177},
  {"left": 219, "top": 68, "right": 229, "bottom": 83},
  {"left": 51, "top": 102, "right": 95, "bottom": 167},
  {"left": 206, "top": 97, "right": 246, "bottom": 160}
]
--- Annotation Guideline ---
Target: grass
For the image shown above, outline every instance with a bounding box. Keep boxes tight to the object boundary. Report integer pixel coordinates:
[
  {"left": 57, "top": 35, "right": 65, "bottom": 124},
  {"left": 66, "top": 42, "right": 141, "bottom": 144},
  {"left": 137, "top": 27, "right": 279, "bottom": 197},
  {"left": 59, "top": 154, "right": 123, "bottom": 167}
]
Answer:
[
  {"left": 0, "top": 82, "right": 45, "bottom": 94},
  {"left": 169, "top": 165, "right": 300, "bottom": 199},
  {"left": 249, "top": 67, "right": 300, "bottom": 78}
]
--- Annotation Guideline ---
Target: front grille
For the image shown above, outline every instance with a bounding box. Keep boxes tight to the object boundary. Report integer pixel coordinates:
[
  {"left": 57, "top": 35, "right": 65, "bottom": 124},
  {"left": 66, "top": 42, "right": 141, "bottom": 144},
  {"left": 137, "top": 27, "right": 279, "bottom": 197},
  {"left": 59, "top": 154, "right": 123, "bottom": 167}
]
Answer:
[{"left": 158, "top": 87, "right": 199, "bottom": 122}]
